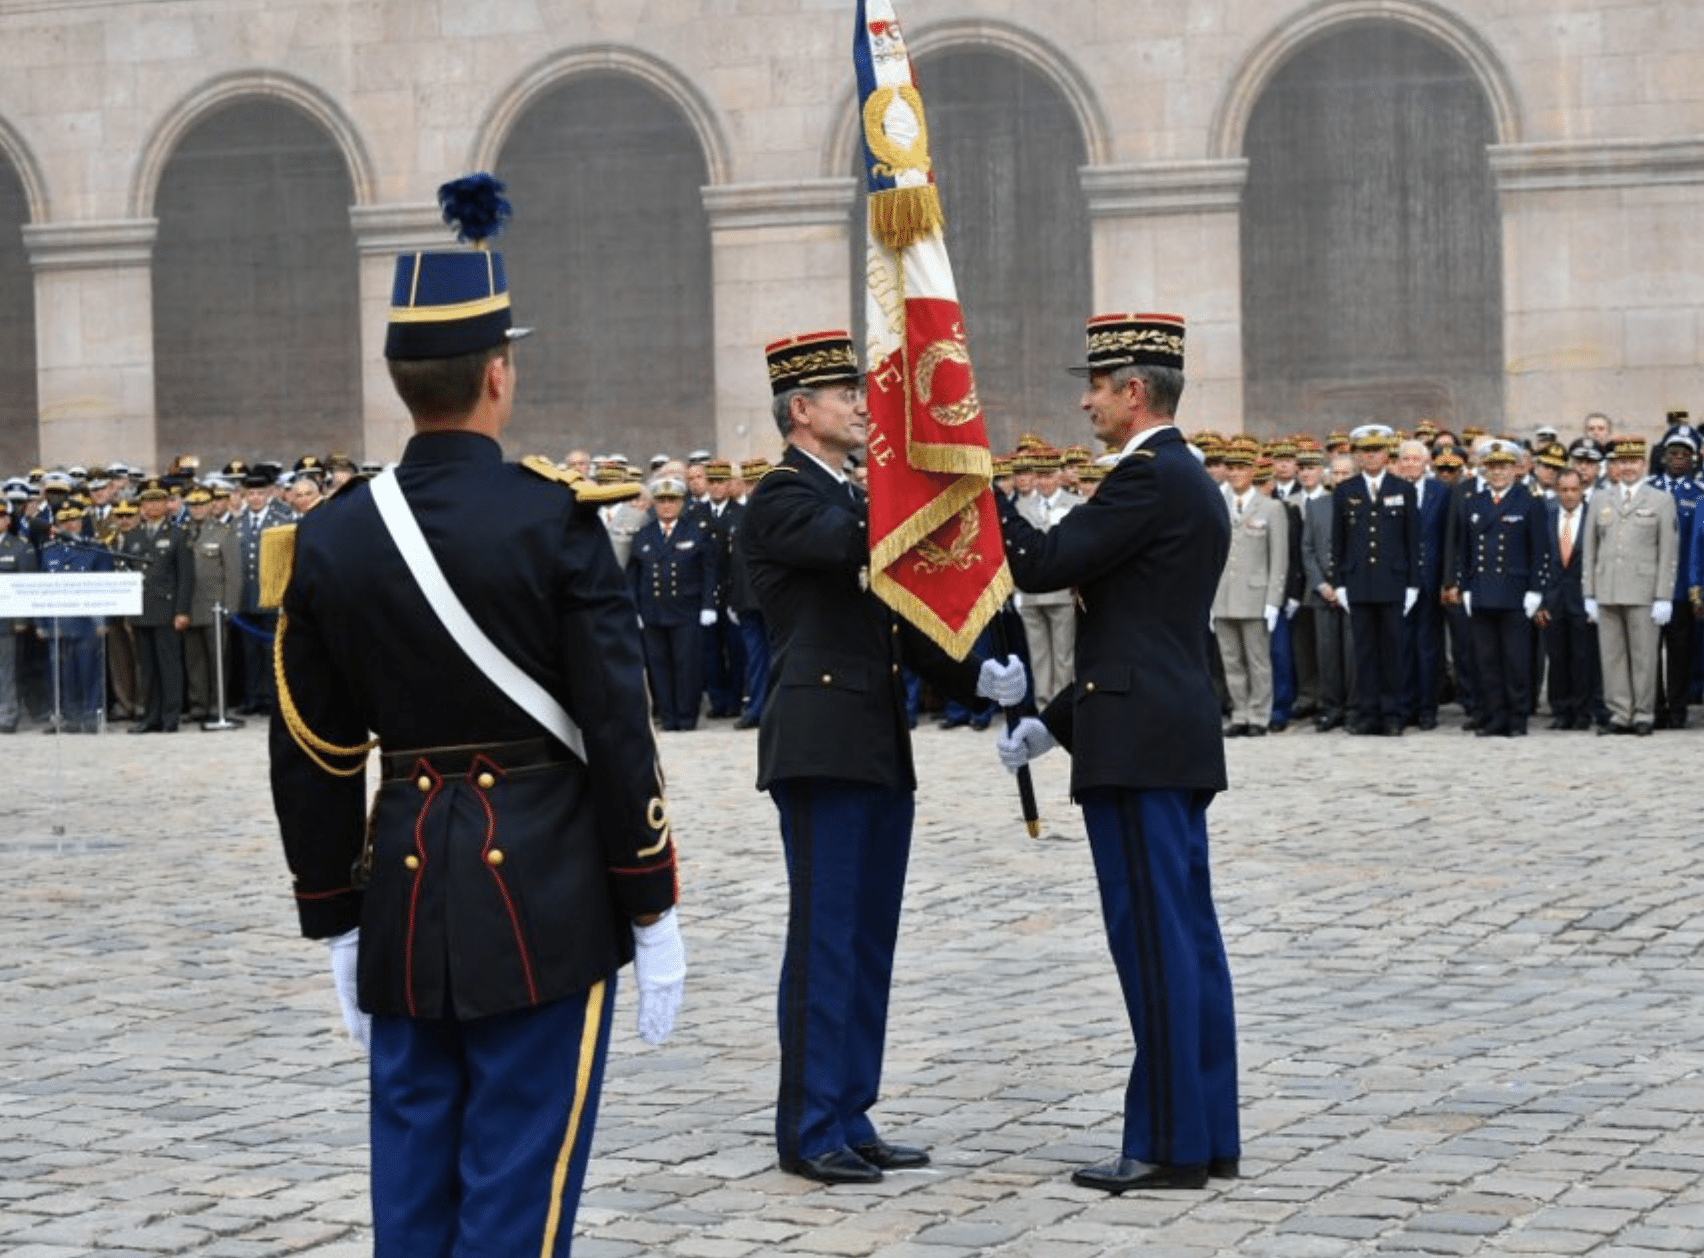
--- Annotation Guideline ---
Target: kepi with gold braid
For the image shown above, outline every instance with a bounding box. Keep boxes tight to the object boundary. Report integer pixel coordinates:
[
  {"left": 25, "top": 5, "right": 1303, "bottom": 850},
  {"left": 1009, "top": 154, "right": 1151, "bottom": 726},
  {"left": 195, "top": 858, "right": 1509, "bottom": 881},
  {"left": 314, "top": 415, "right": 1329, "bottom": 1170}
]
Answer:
[
  {"left": 1069, "top": 313, "right": 1186, "bottom": 377},
  {"left": 766, "top": 331, "right": 862, "bottom": 395}
]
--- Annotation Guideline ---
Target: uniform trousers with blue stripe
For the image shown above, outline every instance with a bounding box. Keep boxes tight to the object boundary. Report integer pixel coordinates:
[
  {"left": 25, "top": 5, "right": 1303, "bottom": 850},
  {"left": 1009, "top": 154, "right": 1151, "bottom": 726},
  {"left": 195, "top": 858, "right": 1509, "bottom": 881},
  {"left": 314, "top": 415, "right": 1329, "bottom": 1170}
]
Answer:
[
  {"left": 1080, "top": 786, "right": 1240, "bottom": 1168},
  {"left": 369, "top": 977, "right": 616, "bottom": 1258},
  {"left": 771, "top": 777, "right": 913, "bottom": 1161}
]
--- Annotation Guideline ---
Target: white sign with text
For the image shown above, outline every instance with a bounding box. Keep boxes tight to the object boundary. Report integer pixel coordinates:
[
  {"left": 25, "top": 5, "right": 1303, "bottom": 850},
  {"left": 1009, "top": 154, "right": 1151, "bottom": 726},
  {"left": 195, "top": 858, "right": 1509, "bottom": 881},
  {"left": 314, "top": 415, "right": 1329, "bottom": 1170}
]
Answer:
[{"left": 0, "top": 572, "right": 143, "bottom": 618}]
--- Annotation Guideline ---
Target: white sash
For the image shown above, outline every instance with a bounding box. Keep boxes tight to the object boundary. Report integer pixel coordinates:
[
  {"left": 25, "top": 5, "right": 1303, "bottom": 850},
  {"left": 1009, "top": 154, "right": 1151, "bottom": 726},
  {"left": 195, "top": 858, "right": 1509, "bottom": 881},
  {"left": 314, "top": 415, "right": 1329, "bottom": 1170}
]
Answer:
[{"left": 369, "top": 470, "right": 586, "bottom": 762}]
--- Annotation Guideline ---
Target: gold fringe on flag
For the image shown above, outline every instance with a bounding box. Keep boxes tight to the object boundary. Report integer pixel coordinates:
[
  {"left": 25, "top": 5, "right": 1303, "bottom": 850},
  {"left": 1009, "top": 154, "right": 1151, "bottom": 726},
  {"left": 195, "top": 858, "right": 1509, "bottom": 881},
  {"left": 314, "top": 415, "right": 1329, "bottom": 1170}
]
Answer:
[{"left": 869, "top": 185, "right": 945, "bottom": 253}]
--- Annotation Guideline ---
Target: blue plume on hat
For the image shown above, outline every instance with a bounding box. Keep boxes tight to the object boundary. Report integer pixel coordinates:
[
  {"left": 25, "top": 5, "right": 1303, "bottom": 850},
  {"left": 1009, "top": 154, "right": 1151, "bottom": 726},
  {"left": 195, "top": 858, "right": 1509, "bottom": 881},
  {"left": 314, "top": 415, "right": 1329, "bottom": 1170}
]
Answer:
[{"left": 437, "top": 173, "right": 512, "bottom": 245}]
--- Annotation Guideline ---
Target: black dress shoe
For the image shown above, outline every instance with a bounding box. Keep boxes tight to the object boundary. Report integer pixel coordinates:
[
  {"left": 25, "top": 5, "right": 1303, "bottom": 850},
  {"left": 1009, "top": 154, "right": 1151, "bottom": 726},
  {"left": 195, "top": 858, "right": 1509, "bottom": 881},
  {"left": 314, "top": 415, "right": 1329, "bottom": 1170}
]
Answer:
[
  {"left": 851, "top": 1138, "right": 930, "bottom": 1169},
  {"left": 1267, "top": 719, "right": 1288, "bottom": 733},
  {"left": 939, "top": 716, "right": 968, "bottom": 730},
  {"left": 734, "top": 714, "right": 760, "bottom": 729},
  {"left": 1546, "top": 716, "right": 1569, "bottom": 730},
  {"left": 1071, "top": 1157, "right": 1208, "bottom": 1193},
  {"left": 1223, "top": 724, "right": 1246, "bottom": 737},
  {"left": 1381, "top": 719, "right": 1404, "bottom": 737},
  {"left": 1634, "top": 720, "right": 1654, "bottom": 736},
  {"left": 1508, "top": 725, "right": 1527, "bottom": 737},
  {"left": 782, "top": 1147, "right": 882, "bottom": 1185},
  {"left": 1417, "top": 715, "right": 1438, "bottom": 730},
  {"left": 1208, "top": 1157, "right": 1241, "bottom": 1180},
  {"left": 129, "top": 723, "right": 162, "bottom": 734},
  {"left": 1347, "top": 719, "right": 1376, "bottom": 736},
  {"left": 1244, "top": 724, "right": 1266, "bottom": 737},
  {"left": 1314, "top": 713, "right": 1342, "bottom": 732}
]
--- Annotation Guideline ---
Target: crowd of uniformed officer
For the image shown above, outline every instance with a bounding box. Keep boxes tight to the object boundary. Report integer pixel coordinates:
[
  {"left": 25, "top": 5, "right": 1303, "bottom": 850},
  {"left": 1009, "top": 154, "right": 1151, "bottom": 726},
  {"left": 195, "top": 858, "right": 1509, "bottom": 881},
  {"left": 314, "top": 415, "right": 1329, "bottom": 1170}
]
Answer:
[
  {"left": 7, "top": 408, "right": 1699, "bottom": 740},
  {"left": 0, "top": 454, "right": 369, "bottom": 733}
]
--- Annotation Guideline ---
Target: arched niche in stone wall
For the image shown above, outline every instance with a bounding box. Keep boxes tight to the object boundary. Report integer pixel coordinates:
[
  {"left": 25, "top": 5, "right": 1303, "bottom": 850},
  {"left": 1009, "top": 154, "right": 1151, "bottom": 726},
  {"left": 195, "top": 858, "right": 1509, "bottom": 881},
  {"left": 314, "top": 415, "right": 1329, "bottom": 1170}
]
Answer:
[
  {"left": 490, "top": 69, "right": 715, "bottom": 461},
  {"left": 1237, "top": 21, "right": 1505, "bottom": 436},
  {"left": 0, "top": 154, "right": 39, "bottom": 469},
  {"left": 847, "top": 44, "right": 1093, "bottom": 456},
  {"left": 150, "top": 98, "right": 361, "bottom": 468}
]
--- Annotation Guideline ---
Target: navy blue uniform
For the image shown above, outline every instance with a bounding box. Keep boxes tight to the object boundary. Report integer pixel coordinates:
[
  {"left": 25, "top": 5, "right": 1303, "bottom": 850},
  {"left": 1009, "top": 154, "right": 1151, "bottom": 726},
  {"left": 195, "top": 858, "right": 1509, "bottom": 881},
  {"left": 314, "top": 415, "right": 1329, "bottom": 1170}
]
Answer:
[
  {"left": 1000, "top": 425, "right": 1239, "bottom": 1173},
  {"left": 743, "top": 445, "right": 979, "bottom": 1167},
  {"left": 37, "top": 538, "right": 110, "bottom": 730},
  {"left": 1405, "top": 477, "right": 1448, "bottom": 725},
  {"left": 1543, "top": 497, "right": 1600, "bottom": 728},
  {"left": 628, "top": 511, "right": 719, "bottom": 731},
  {"left": 270, "top": 430, "right": 677, "bottom": 1256},
  {"left": 1652, "top": 472, "right": 1703, "bottom": 725},
  {"left": 701, "top": 499, "right": 746, "bottom": 717},
  {"left": 1455, "top": 481, "right": 1550, "bottom": 736},
  {"left": 1330, "top": 472, "right": 1419, "bottom": 731}
]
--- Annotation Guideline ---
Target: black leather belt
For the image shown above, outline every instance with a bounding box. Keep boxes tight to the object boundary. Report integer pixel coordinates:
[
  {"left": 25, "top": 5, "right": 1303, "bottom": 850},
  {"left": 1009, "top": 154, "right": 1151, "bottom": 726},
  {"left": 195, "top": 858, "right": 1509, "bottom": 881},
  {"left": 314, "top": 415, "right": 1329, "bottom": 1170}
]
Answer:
[{"left": 380, "top": 737, "right": 564, "bottom": 780}]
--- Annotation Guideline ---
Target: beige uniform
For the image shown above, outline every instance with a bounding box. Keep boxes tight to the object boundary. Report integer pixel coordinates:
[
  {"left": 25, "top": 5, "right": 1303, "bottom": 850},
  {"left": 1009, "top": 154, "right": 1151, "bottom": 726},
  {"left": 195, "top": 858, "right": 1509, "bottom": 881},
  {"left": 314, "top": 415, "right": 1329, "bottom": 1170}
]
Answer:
[
  {"left": 1580, "top": 482, "right": 1678, "bottom": 726},
  {"left": 1213, "top": 492, "right": 1288, "bottom": 727},
  {"left": 1015, "top": 489, "right": 1083, "bottom": 706}
]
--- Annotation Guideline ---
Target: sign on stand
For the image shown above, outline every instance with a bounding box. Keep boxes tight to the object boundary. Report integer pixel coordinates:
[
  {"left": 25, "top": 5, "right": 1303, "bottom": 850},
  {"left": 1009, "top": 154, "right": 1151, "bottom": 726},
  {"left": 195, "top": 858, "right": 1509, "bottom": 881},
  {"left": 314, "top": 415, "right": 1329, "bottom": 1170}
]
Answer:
[{"left": 0, "top": 572, "right": 143, "bottom": 618}]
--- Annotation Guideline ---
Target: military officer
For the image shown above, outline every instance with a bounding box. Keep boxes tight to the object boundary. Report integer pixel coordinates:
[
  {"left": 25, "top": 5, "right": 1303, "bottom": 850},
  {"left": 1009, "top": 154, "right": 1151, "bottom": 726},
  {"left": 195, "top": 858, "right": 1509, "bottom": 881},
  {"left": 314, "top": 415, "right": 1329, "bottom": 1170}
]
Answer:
[
  {"left": 628, "top": 477, "right": 719, "bottom": 731},
  {"left": 1300, "top": 451, "right": 1352, "bottom": 730},
  {"left": 117, "top": 478, "right": 193, "bottom": 733},
  {"left": 37, "top": 503, "right": 111, "bottom": 733},
  {"left": 1213, "top": 439, "right": 1287, "bottom": 735},
  {"left": 730, "top": 457, "right": 773, "bottom": 729},
  {"left": 1650, "top": 425, "right": 1702, "bottom": 727},
  {"left": 234, "top": 471, "right": 291, "bottom": 714},
  {"left": 592, "top": 459, "right": 648, "bottom": 568},
  {"left": 1330, "top": 424, "right": 1420, "bottom": 735},
  {"left": 1454, "top": 440, "right": 1549, "bottom": 737},
  {"left": 0, "top": 499, "right": 35, "bottom": 732},
  {"left": 183, "top": 484, "right": 242, "bottom": 721},
  {"left": 1582, "top": 436, "right": 1679, "bottom": 734},
  {"left": 269, "top": 173, "right": 683, "bottom": 1257},
  {"left": 996, "top": 313, "right": 1239, "bottom": 1194},
  {"left": 1014, "top": 447, "right": 1084, "bottom": 708},
  {"left": 700, "top": 458, "right": 746, "bottom": 719},
  {"left": 742, "top": 329, "right": 1025, "bottom": 1186}
]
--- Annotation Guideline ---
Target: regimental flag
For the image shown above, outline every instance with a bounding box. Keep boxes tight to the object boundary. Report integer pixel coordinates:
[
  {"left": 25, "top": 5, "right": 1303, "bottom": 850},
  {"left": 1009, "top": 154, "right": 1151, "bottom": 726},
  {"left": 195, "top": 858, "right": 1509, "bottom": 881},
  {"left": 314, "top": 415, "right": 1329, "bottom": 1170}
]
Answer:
[{"left": 855, "top": 0, "right": 1012, "bottom": 659}]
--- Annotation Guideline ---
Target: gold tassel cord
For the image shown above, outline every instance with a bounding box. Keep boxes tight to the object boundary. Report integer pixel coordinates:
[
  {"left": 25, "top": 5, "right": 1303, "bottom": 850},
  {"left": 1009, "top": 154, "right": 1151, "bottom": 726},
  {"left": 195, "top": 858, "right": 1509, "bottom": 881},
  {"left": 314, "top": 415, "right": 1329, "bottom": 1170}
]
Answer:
[
  {"left": 273, "top": 612, "right": 378, "bottom": 777},
  {"left": 870, "top": 186, "right": 944, "bottom": 253},
  {"left": 258, "top": 524, "right": 297, "bottom": 610}
]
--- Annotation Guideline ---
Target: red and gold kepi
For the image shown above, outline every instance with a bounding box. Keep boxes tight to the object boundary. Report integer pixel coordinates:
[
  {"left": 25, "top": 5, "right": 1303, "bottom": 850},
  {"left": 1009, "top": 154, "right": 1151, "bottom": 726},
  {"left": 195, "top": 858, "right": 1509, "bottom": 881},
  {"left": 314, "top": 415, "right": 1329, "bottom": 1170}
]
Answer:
[
  {"left": 764, "top": 331, "right": 862, "bottom": 396},
  {"left": 1069, "top": 313, "right": 1186, "bottom": 377}
]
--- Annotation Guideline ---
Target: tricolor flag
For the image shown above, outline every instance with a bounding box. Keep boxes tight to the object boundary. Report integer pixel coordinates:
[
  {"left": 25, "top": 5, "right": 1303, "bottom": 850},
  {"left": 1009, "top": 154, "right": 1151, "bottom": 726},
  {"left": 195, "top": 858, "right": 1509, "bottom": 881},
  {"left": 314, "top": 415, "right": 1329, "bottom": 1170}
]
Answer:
[{"left": 855, "top": 0, "right": 1012, "bottom": 659}]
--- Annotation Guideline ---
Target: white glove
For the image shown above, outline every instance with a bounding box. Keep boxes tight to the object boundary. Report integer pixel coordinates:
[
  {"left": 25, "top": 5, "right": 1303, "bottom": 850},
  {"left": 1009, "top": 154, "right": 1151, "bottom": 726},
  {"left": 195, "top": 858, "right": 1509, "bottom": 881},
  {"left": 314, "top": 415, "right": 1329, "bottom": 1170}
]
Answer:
[
  {"left": 1334, "top": 588, "right": 1351, "bottom": 614},
  {"left": 976, "top": 655, "right": 1028, "bottom": 708},
  {"left": 1584, "top": 597, "right": 1598, "bottom": 624},
  {"left": 1463, "top": 591, "right": 1473, "bottom": 617},
  {"left": 1284, "top": 598, "right": 1300, "bottom": 619},
  {"left": 326, "top": 928, "right": 371, "bottom": 1053},
  {"left": 1403, "top": 587, "right": 1419, "bottom": 616},
  {"left": 1523, "top": 591, "right": 1542, "bottom": 619},
  {"left": 996, "top": 716, "right": 1056, "bottom": 772},
  {"left": 632, "top": 909, "right": 686, "bottom": 1045},
  {"left": 727, "top": 609, "right": 740, "bottom": 626},
  {"left": 1653, "top": 599, "right": 1674, "bottom": 627},
  {"left": 698, "top": 608, "right": 717, "bottom": 628},
  {"left": 1264, "top": 605, "right": 1279, "bottom": 633}
]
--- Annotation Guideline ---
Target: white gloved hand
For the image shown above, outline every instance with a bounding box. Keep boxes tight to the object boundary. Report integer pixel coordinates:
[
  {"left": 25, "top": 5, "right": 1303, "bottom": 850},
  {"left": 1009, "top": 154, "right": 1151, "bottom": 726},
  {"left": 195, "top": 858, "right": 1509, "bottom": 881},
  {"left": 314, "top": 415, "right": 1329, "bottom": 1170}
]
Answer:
[
  {"left": 1523, "top": 591, "right": 1542, "bottom": 619},
  {"left": 1284, "top": 598, "right": 1300, "bottom": 619},
  {"left": 1463, "top": 591, "right": 1474, "bottom": 617},
  {"left": 632, "top": 909, "right": 686, "bottom": 1045},
  {"left": 1584, "top": 597, "right": 1599, "bottom": 624},
  {"left": 996, "top": 716, "right": 1056, "bottom": 772},
  {"left": 1264, "top": 605, "right": 1279, "bottom": 633},
  {"left": 326, "top": 928, "right": 371, "bottom": 1053},
  {"left": 1335, "top": 588, "right": 1351, "bottom": 615},
  {"left": 976, "top": 655, "right": 1028, "bottom": 708},
  {"left": 1403, "top": 587, "right": 1419, "bottom": 616},
  {"left": 698, "top": 608, "right": 717, "bottom": 628},
  {"left": 1653, "top": 599, "right": 1674, "bottom": 628},
  {"left": 727, "top": 609, "right": 740, "bottom": 626}
]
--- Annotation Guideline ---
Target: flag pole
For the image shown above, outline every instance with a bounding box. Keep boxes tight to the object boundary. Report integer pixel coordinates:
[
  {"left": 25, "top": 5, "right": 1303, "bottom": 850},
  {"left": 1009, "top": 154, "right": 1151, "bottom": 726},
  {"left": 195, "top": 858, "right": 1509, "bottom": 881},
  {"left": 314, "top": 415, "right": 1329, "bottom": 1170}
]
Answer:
[{"left": 989, "top": 613, "right": 1042, "bottom": 838}]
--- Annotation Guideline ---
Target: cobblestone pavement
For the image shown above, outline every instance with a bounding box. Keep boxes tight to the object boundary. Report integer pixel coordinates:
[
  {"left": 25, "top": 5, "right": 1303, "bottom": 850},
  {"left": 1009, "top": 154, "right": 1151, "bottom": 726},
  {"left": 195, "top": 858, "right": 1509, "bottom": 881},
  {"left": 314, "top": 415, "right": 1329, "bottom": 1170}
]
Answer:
[{"left": 3, "top": 714, "right": 1702, "bottom": 1258}]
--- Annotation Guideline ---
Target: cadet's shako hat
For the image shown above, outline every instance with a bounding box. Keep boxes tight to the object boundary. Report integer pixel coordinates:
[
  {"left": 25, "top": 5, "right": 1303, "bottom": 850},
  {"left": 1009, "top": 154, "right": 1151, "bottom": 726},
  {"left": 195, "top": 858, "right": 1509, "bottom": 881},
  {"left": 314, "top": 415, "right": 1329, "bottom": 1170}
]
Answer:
[
  {"left": 1068, "top": 313, "right": 1185, "bottom": 377},
  {"left": 1610, "top": 436, "right": 1648, "bottom": 461},
  {"left": 386, "top": 174, "right": 531, "bottom": 362},
  {"left": 765, "top": 331, "right": 862, "bottom": 395}
]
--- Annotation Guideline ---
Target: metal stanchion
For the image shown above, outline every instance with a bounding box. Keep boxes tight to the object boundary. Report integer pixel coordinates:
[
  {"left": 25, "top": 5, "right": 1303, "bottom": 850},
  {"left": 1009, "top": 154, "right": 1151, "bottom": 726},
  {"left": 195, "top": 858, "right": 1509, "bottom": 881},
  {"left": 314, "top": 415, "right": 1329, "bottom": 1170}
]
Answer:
[{"left": 202, "top": 602, "right": 244, "bottom": 731}]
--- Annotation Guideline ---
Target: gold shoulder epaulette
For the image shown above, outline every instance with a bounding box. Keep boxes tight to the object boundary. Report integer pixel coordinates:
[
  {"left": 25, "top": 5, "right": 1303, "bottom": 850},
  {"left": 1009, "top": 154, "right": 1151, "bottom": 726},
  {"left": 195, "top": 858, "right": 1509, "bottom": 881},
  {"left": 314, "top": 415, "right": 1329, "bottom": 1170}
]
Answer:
[
  {"left": 258, "top": 523, "right": 298, "bottom": 609},
  {"left": 521, "top": 454, "right": 641, "bottom": 505},
  {"left": 1132, "top": 449, "right": 1157, "bottom": 459}
]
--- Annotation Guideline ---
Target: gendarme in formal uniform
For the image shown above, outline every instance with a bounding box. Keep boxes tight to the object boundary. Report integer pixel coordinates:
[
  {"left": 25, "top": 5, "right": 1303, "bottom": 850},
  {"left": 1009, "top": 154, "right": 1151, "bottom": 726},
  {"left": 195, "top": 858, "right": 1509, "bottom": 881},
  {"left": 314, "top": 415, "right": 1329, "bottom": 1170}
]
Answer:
[
  {"left": 995, "top": 313, "right": 1241, "bottom": 1194},
  {"left": 268, "top": 173, "right": 684, "bottom": 1257}
]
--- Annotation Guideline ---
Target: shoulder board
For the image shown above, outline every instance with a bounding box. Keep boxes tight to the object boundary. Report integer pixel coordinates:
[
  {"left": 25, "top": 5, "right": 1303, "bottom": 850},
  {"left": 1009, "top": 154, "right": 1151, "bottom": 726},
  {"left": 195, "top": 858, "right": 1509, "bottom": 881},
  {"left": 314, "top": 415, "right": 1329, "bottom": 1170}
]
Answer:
[
  {"left": 765, "top": 465, "right": 800, "bottom": 475},
  {"left": 258, "top": 523, "right": 298, "bottom": 610},
  {"left": 520, "top": 454, "right": 641, "bottom": 505},
  {"left": 1130, "top": 449, "right": 1156, "bottom": 460}
]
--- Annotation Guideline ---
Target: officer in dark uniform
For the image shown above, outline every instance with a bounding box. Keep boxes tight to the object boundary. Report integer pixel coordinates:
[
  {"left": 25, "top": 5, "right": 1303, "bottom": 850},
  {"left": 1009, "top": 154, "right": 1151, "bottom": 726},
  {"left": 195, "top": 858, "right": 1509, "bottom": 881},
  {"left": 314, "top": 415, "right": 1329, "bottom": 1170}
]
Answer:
[
  {"left": 36, "top": 503, "right": 108, "bottom": 733},
  {"left": 0, "top": 499, "right": 37, "bottom": 732},
  {"left": 1454, "top": 440, "right": 1550, "bottom": 737},
  {"left": 700, "top": 458, "right": 746, "bottom": 718},
  {"left": 730, "top": 457, "right": 772, "bottom": 728},
  {"left": 996, "top": 313, "right": 1239, "bottom": 1194},
  {"left": 234, "top": 471, "right": 291, "bottom": 713},
  {"left": 118, "top": 478, "right": 193, "bottom": 733},
  {"left": 1330, "top": 423, "right": 1420, "bottom": 735},
  {"left": 1650, "top": 425, "right": 1702, "bottom": 727},
  {"left": 628, "top": 477, "right": 719, "bottom": 731},
  {"left": 269, "top": 173, "right": 683, "bottom": 1258},
  {"left": 742, "top": 329, "right": 1025, "bottom": 1186}
]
